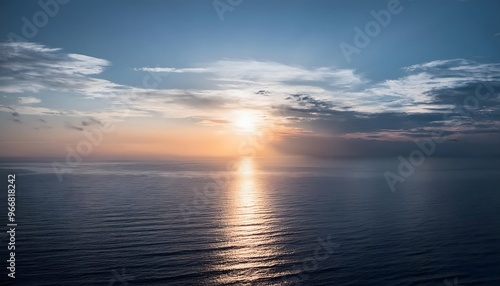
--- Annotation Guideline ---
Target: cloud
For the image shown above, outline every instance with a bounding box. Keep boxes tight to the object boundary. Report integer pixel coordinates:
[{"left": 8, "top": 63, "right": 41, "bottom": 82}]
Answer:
[
  {"left": 134, "top": 67, "right": 208, "bottom": 73},
  {"left": 134, "top": 59, "right": 496, "bottom": 119},
  {"left": 139, "top": 60, "right": 366, "bottom": 88},
  {"left": 1, "top": 105, "right": 66, "bottom": 116},
  {"left": 81, "top": 117, "right": 102, "bottom": 127},
  {"left": 65, "top": 122, "right": 84, "bottom": 131},
  {"left": 62, "top": 117, "right": 104, "bottom": 132},
  {"left": 210, "top": 60, "right": 368, "bottom": 95},
  {"left": 361, "top": 59, "right": 500, "bottom": 113},
  {"left": 10, "top": 111, "right": 21, "bottom": 123},
  {"left": 131, "top": 60, "right": 368, "bottom": 120},
  {"left": 0, "top": 104, "right": 149, "bottom": 120},
  {"left": 18, "top": 96, "right": 41, "bottom": 104},
  {"left": 0, "top": 42, "right": 114, "bottom": 96},
  {"left": 197, "top": 118, "right": 232, "bottom": 126},
  {"left": 255, "top": 90, "right": 270, "bottom": 95}
]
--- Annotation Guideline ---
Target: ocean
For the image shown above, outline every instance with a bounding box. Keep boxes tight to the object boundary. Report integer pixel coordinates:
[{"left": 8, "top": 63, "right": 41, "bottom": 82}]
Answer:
[{"left": 0, "top": 157, "right": 499, "bottom": 285}]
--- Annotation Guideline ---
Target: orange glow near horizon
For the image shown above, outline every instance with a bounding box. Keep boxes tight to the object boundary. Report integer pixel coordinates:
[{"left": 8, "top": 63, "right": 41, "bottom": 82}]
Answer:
[{"left": 0, "top": 110, "right": 287, "bottom": 158}]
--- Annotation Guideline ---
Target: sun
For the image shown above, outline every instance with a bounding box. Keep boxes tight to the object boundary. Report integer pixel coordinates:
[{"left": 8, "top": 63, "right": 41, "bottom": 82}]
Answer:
[{"left": 233, "top": 111, "right": 258, "bottom": 133}]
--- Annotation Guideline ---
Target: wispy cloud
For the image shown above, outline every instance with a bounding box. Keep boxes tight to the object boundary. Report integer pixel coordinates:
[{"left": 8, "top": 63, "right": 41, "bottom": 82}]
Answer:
[
  {"left": 81, "top": 117, "right": 102, "bottom": 127},
  {"left": 0, "top": 104, "right": 149, "bottom": 120},
  {"left": 135, "top": 67, "right": 208, "bottom": 73},
  {"left": 0, "top": 42, "right": 114, "bottom": 96},
  {"left": 63, "top": 117, "right": 103, "bottom": 132},
  {"left": 18, "top": 96, "right": 41, "bottom": 104},
  {"left": 137, "top": 60, "right": 366, "bottom": 89},
  {"left": 65, "top": 121, "right": 84, "bottom": 131}
]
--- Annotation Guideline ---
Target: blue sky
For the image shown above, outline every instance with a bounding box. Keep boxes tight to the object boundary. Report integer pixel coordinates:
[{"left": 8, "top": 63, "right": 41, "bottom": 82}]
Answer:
[{"left": 1, "top": 0, "right": 500, "bottom": 158}]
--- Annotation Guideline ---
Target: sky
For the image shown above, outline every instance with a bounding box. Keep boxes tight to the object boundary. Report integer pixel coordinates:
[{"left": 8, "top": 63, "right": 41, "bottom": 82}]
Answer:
[{"left": 0, "top": 0, "right": 500, "bottom": 159}]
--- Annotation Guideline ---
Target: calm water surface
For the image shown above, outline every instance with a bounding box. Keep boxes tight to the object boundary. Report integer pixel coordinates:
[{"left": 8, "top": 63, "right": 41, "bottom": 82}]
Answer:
[{"left": 0, "top": 157, "right": 499, "bottom": 285}]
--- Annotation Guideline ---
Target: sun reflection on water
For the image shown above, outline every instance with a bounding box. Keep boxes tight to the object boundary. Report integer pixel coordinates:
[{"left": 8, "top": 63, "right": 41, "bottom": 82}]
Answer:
[
  {"left": 238, "top": 158, "right": 256, "bottom": 208},
  {"left": 211, "top": 157, "right": 289, "bottom": 285}
]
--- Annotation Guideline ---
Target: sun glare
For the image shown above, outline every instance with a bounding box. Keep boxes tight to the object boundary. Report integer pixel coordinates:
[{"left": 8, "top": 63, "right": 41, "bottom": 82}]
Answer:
[{"left": 234, "top": 111, "right": 258, "bottom": 133}]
